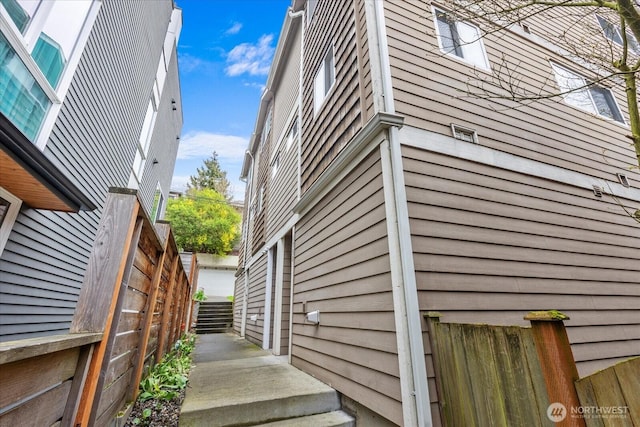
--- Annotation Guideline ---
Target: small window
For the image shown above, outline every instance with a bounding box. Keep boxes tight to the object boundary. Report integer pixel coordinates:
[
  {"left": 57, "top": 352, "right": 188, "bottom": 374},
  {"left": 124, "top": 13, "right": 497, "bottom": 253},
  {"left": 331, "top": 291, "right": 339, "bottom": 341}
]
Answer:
[
  {"left": 150, "top": 184, "right": 164, "bottom": 222},
  {"left": 434, "top": 8, "right": 489, "bottom": 70},
  {"left": 286, "top": 116, "right": 298, "bottom": 151},
  {"left": 551, "top": 63, "right": 624, "bottom": 123},
  {"left": 32, "top": 33, "right": 65, "bottom": 88},
  {"left": 261, "top": 107, "right": 272, "bottom": 147},
  {"left": 451, "top": 124, "right": 478, "bottom": 143},
  {"left": 271, "top": 151, "right": 280, "bottom": 178},
  {"left": 596, "top": 15, "right": 639, "bottom": 54},
  {"left": 313, "top": 46, "right": 335, "bottom": 115}
]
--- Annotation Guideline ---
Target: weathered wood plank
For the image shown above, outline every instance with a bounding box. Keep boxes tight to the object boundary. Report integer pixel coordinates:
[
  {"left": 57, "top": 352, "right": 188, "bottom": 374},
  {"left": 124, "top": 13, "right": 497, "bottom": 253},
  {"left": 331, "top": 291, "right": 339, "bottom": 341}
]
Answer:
[
  {"left": 0, "top": 380, "right": 71, "bottom": 427},
  {"left": 0, "top": 347, "right": 79, "bottom": 409},
  {"left": 0, "top": 333, "right": 101, "bottom": 365},
  {"left": 613, "top": 358, "right": 640, "bottom": 425}
]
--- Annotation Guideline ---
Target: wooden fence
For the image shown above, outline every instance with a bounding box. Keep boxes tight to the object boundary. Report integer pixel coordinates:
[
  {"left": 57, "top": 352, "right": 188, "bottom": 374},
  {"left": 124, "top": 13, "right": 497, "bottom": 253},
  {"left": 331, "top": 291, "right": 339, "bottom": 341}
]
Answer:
[
  {"left": 426, "top": 312, "right": 639, "bottom": 427},
  {"left": 0, "top": 189, "right": 194, "bottom": 427},
  {"left": 575, "top": 357, "right": 640, "bottom": 427}
]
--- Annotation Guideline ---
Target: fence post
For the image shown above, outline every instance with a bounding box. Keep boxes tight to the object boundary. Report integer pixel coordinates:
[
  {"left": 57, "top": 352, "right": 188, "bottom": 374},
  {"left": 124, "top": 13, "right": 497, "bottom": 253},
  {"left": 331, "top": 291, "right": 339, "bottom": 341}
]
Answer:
[
  {"left": 524, "top": 311, "right": 585, "bottom": 427},
  {"left": 70, "top": 189, "right": 141, "bottom": 427}
]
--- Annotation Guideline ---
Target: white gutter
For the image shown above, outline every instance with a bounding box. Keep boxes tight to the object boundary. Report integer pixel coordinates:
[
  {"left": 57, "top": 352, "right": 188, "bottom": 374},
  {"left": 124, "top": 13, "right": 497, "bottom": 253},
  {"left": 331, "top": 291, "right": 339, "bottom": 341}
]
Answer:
[
  {"left": 288, "top": 7, "right": 304, "bottom": 201},
  {"left": 371, "top": 1, "right": 432, "bottom": 426}
]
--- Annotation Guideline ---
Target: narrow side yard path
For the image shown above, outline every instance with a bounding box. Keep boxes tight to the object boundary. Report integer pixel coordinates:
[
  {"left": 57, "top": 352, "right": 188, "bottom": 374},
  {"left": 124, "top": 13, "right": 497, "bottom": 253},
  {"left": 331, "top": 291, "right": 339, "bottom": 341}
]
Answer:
[{"left": 179, "top": 333, "right": 354, "bottom": 427}]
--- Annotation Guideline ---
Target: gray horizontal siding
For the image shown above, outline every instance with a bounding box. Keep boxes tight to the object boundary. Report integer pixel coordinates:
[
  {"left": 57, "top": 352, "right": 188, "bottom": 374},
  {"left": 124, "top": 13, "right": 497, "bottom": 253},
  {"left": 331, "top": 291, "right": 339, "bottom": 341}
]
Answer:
[
  {"left": 403, "top": 146, "right": 640, "bottom": 382},
  {"left": 244, "top": 254, "right": 268, "bottom": 347},
  {"left": 292, "top": 150, "right": 402, "bottom": 426},
  {"left": 0, "top": 0, "right": 177, "bottom": 342}
]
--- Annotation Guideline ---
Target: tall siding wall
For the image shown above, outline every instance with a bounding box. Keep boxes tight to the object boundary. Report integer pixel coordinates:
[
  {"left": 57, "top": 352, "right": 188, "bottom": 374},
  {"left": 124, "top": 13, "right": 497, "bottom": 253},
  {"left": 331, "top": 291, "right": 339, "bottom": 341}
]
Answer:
[
  {"left": 301, "top": 0, "right": 364, "bottom": 192},
  {"left": 403, "top": 145, "right": 640, "bottom": 380},
  {"left": 0, "top": 1, "right": 178, "bottom": 341},
  {"left": 266, "top": 29, "right": 301, "bottom": 238},
  {"left": 383, "top": 0, "right": 638, "bottom": 183},
  {"left": 292, "top": 150, "right": 403, "bottom": 425}
]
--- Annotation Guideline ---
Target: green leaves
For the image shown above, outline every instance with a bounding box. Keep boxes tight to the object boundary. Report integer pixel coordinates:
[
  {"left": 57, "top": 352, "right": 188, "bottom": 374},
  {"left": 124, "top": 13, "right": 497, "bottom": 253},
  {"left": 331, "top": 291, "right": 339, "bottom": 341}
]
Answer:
[
  {"left": 137, "top": 334, "right": 196, "bottom": 402},
  {"left": 165, "top": 188, "right": 241, "bottom": 254}
]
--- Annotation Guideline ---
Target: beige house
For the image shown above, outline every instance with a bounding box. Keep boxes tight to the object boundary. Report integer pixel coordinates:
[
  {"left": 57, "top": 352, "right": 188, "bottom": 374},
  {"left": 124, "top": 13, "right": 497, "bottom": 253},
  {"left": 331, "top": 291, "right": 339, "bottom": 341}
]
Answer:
[{"left": 234, "top": 1, "right": 640, "bottom": 425}]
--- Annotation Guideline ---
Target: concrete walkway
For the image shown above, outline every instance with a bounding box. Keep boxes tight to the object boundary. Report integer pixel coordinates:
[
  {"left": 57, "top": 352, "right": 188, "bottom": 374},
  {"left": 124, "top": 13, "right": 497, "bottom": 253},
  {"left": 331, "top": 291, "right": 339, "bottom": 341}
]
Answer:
[{"left": 179, "top": 333, "right": 354, "bottom": 427}]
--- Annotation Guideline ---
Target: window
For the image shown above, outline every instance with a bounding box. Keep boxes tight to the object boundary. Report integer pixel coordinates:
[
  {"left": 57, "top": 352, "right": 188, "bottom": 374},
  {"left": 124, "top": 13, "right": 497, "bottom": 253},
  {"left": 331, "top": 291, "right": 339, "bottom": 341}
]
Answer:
[
  {"left": 596, "top": 15, "right": 639, "bottom": 54},
  {"left": 286, "top": 115, "right": 298, "bottom": 151},
  {"left": 0, "top": 0, "right": 99, "bottom": 144},
  {"left": 434, "top": 8, "right": 489, "bottom": 70},
  {"left": 1, "top": 0, "right": 29, "bottom": 33},
  {"left": 150, "top": 184, "right": 164, "bottom": 222},
  {"left": 551, "top": 63, "right": 624, "bottom": 123},
  {"left": 313, "top": 46, "right": 335, "bottom": 115},
  {"left": 451, "top": 124, "right": 478, "bottom": 143},
  {"left": 0, "top": 187, "right": 22, "bottom": 255},
  {"left": 0, "top": 33, "right": 50, "bottom": 140},
  {"left": 271, "top": 151, "right": 280, "bottom": 178}
]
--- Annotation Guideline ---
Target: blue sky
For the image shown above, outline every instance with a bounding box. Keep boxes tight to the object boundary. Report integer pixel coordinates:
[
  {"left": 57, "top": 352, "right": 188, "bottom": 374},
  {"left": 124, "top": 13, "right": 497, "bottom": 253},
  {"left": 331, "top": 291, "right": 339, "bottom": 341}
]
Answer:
[{"left": 171, "top": 0, "right": 291, "bottom": 201}]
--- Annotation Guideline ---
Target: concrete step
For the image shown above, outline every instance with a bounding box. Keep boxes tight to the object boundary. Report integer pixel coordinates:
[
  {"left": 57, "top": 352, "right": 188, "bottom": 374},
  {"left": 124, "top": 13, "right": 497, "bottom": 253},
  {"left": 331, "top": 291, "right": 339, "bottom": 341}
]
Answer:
[
  {"left": 180, "top": 355, "right": 341, "bottom": 426},
  {"left": 254, "top": 410, "right": 355, "bottom": 426}
]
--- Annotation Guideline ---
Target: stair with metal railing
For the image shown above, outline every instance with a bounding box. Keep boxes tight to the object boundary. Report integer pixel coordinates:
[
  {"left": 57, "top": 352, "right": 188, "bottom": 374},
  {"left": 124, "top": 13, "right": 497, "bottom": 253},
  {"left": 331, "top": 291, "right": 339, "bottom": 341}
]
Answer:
[{"left": 195, "top": 301, "right": 233, "bottom": 334}]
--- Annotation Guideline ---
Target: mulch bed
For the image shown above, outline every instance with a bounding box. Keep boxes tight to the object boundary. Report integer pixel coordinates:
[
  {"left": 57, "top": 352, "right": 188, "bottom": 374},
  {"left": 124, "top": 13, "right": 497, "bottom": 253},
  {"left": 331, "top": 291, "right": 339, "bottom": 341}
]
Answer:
[{"left": 124, "top": 389, "right": 186, "bottom": 427}]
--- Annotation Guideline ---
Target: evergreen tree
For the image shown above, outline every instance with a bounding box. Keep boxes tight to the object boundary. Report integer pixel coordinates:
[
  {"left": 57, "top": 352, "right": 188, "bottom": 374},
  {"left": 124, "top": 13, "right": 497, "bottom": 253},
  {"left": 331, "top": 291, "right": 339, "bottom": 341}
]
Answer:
[{"left": 187, "top": 151, "right": 232, "bottom": 200}]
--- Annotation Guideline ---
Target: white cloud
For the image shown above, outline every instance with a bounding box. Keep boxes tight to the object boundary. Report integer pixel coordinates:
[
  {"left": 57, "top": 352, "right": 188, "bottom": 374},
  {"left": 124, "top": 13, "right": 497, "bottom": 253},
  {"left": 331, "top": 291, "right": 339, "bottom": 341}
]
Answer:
[
  {"left": 225, "top": 22, "right": 243, "bottom": 35},
  {"left": 177, "top": 131, "right": 248, "bottom": 160},
  {"left": 225, "top": 34, "right": 274, "bottom": 77},
  {"left": 178, "top": 53, "right": 208, "bottom": 73},
  {"left": 170, "top": 175, "right": 191, "bottom": 192}
]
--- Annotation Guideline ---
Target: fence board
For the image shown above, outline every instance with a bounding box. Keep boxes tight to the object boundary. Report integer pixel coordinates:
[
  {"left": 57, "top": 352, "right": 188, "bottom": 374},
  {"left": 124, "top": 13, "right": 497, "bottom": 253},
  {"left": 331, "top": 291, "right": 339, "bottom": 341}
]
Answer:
[
  {"left": 575, "top": 357, "right": 640, "bottom": 427},
  {"left": 0, "top": 380, "right": 71, "bottom": 427},
  {"left": 429, "top": 320, "right": 551, "bottom": 427},
  {"left": 0, "top": 347, "right": 79, "bottom": 409}
]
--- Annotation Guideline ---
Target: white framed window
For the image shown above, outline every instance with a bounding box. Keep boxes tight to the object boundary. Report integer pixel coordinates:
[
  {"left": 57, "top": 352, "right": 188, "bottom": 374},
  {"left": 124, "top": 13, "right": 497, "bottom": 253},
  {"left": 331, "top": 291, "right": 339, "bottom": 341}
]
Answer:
[
  {"left": 596, "top": 15, "right": 639, "bottom": 54},
  {"left": 0, "top": 187, "right": 22, "bottom": 255},
  {"left": 271, "top": 151, "right": 280, "bottom": 178},
  {"left": 313, "top": 45, "right": 335, "bottom": 115},
  {"left": 433, "top": 8, "right": 490, "bottom": 70},
  {"left": 150, "top": 183, "right": 164, "bottom": 222},
  {"left": 550, "top": 62, "right": 624, "bottom": 123},
  {"left": 0, "top": 0, "right": 100, "bottom": 146},
  {"left": 286, "top": 115, "right": 298, "bottom": 151},
  {"left": 261, "top": 107, "right": 272, "bottom": 147}
]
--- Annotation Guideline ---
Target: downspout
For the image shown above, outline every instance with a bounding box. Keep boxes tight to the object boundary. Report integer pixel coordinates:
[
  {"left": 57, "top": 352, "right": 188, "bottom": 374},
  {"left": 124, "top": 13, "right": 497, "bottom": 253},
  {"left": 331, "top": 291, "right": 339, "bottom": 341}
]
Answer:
[
  {"left": 239, "top": 150, "right": 255, "bottom": 337},
  {"left": 372, "top": 1, "right": 432, "bottom": 426},
  {"left": 288, "top": 7, "right": 304, "bottom": 201}
]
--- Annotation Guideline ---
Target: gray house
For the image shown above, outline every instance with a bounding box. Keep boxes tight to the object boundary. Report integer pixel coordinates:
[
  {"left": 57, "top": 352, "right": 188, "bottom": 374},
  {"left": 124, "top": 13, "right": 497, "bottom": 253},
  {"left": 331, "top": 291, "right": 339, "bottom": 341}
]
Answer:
[
  {"left": 0, "top": 0, "right": 183, "bottom": 341},
  {"left": 235, "top": 0, "right": 640, "bottom": 425}
]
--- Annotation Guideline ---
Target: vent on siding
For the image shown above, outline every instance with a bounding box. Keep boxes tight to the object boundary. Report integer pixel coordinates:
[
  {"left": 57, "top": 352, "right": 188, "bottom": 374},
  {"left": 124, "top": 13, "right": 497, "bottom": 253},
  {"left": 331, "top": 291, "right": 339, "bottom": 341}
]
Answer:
[
  {"left": 521, "top": 23, "right": 532, "bottom": 34},
  {"left": 617, "top": 173, "right": 630, "bottom": 187},
  {"left": 592, "top": 185, "right": 603, "bottom": 197},
  {"left": 451, "top": 124, "right": 478, "bottom": 143}
]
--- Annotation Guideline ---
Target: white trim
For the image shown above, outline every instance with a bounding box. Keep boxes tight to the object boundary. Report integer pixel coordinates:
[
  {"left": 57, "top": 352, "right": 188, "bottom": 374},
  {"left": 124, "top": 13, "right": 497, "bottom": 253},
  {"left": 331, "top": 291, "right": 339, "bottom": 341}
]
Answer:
[
  {"left": 399, "top": 125, "right": 640, "bottom": 202},
  {"left": 263, "top": 247, "right": 274, "bottom": 350},
  {"left": 288, "top": 227, "right": 296, "bottom": 363},
  {"left": 374, "top": 1, "right": 432, "bottom": 424},
  {"left": 272, "top": 237, "right": 285, "bottom": 355},
  {"left": 293, "top": 112, "right": 404, "bottom": 216},
  {"left": 0, "top": 187, "right": 22, "bottom": 255},
  {"left": 241, "top": 272, "right": 249, "bottom": 337}
]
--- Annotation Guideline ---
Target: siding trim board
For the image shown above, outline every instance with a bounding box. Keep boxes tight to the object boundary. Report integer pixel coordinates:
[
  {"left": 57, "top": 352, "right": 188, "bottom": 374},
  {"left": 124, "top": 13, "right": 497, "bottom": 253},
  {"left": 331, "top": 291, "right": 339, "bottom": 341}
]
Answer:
[
  {"left": 294, "top": 111, "right": 404, "bottom": 217},
  {"left": 399, "top": 125, "right": 640, "bottom": 203}
]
